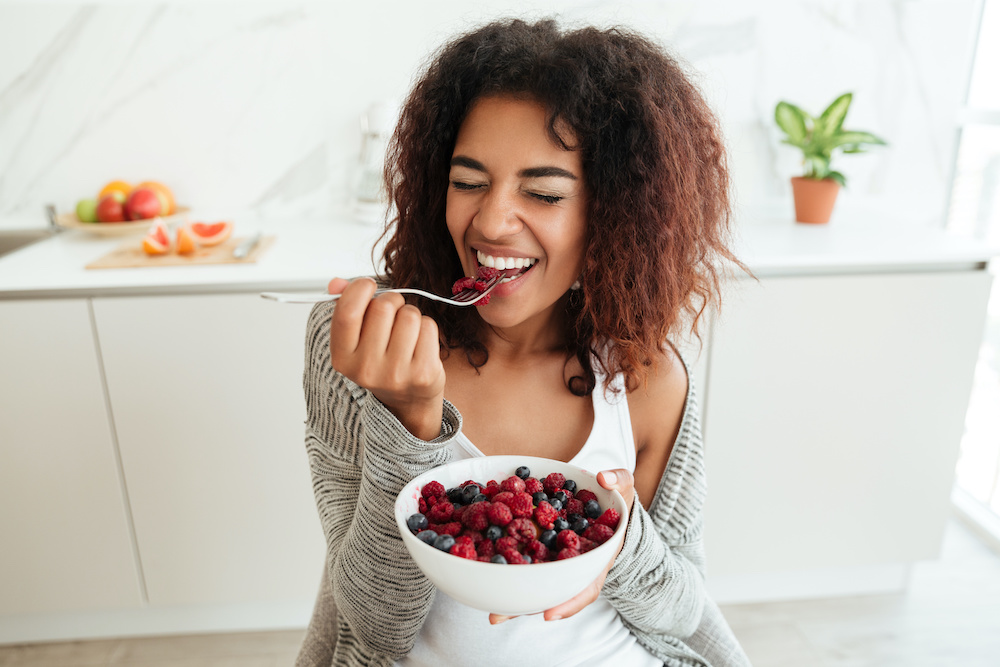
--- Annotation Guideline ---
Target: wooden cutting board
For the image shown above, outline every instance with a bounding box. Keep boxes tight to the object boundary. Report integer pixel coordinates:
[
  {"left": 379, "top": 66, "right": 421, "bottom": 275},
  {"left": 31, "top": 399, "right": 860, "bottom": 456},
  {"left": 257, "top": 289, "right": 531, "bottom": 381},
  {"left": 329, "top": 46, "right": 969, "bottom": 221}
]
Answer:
[{"left": 86, "top": 235, "right": 275, "bottom": 269}]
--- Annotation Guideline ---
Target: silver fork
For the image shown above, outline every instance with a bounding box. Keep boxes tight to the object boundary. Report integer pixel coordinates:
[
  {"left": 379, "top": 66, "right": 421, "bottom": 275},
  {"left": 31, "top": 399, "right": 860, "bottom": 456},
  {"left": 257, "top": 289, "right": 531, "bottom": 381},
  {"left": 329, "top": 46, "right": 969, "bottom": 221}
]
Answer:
[{"left": 260, "top": 270, "right": 513, "bottom": 306}]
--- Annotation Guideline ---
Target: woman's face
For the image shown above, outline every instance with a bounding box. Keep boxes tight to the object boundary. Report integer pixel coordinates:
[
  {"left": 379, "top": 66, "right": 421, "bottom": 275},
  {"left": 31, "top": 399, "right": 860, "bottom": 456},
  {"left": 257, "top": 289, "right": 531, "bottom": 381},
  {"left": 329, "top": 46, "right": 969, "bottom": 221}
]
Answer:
[{"left": 446, "top": 95, "right": 588, "bottom": 332}]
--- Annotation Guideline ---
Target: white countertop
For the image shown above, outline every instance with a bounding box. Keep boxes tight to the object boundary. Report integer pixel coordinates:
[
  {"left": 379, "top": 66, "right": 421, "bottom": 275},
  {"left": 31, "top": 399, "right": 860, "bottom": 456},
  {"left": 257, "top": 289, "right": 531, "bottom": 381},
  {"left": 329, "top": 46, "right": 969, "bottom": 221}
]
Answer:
[{"left": 0, "top": 214, "right": 996, "bottom": 299}]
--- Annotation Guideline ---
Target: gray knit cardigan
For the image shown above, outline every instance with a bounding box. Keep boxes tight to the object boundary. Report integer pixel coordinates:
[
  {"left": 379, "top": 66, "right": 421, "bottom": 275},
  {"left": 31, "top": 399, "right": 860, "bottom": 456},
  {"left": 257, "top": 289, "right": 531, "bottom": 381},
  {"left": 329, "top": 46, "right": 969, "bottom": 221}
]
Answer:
[{"left": 302, "top": 302, "right": 751, "bottom": 666}]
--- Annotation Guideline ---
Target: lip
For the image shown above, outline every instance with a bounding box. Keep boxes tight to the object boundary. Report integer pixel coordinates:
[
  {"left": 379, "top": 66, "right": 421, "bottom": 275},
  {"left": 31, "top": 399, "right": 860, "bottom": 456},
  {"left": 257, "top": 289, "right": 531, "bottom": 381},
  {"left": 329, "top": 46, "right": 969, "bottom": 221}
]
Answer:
[{"left": 483, "top": 261, "right": 536, "bottom": 299}]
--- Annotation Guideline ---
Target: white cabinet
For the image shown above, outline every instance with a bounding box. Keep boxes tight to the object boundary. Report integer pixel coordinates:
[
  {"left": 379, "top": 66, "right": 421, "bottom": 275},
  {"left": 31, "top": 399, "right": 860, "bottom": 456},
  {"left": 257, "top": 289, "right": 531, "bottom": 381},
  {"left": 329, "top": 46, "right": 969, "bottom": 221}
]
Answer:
[
  {"left": 702, "top": 271, "right": 992, "bottom": 598},
  {"left": 0, "top": 299, "right": 141, "bottom": 615},
  {"left": 91, "top": 294, "right": 324, "bottom": 607}
]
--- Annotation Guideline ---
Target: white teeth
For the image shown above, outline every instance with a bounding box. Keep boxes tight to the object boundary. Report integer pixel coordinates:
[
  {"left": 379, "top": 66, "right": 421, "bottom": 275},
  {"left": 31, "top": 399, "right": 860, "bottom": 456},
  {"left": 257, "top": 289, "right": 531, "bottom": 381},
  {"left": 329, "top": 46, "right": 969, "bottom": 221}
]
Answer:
[
  {"left": 496, "top": 257, "right": 507, "bottom": 270},
  {"left": 514, "top": 258, "right": 525, "bottom": 269},
  {"left": 476, "top": 250, "right": 537, "bottom": 272}
]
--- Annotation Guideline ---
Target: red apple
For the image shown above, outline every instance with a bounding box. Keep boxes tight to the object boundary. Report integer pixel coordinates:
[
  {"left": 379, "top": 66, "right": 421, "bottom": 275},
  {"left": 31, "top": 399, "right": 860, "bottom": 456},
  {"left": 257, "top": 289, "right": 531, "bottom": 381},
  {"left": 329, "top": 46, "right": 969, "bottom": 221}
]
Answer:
[
  {"left": 125, "top": 187, "right": 168, "bottom": 221},
  {"left": 95, "top": 192, "right": 127, "bottom": 222}
]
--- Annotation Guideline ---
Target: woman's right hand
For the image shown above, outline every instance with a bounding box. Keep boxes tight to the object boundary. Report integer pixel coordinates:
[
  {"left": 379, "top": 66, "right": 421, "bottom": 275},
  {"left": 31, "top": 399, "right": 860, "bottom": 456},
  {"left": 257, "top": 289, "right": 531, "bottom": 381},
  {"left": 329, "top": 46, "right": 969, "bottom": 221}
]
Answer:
[{"left": 327, "top": 277, "right": 446, "bottom": 441}]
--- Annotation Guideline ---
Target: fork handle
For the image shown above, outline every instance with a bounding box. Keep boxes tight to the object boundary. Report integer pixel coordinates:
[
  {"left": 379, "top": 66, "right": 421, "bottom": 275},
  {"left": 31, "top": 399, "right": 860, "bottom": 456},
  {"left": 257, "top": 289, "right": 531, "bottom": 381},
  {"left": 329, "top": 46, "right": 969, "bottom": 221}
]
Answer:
[{"left": 260, "top": 288, "right": 427, "bottom": 304}]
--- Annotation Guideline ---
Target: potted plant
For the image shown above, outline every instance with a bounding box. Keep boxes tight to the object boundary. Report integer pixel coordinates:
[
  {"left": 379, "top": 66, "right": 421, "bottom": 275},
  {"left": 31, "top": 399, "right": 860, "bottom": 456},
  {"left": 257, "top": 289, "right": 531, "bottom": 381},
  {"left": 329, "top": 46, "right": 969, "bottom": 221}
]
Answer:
[{"left": 775, "top": 92, "right": 887, "bottom": 223}]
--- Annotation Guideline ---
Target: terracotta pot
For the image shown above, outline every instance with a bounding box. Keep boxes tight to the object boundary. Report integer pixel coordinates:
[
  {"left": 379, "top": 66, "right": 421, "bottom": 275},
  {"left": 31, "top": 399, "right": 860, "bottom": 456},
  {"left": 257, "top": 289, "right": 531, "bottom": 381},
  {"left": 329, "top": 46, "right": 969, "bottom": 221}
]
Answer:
[{"left": 791, "top": 177, "right": 840, "bottom": 224}]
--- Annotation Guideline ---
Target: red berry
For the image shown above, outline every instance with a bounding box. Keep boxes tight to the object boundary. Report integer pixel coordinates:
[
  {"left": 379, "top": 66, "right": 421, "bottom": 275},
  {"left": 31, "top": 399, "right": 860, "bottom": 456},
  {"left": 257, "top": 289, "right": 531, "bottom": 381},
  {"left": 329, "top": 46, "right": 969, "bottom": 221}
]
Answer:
[
  {"left": 450, "top": 535, "right": 477, "bottom": 560},
  {"left": 596, "top": 508, "right": 621, "bottom": 530},
  {"left": 427, "top": 499, "right": 454, "bottom": 523},
  {"left": 566, "top": 499, "right": 584, "bottom": 516},
  {"left": 418, "top": 497, "right": 428, "bottom": 514},
  {"left": 477, "top": 539, "right": 496, "bottom": 558},
  {"left": 451, "top": 276, "right": 476, "bottom": 294},
  {"left": 451, "top": 504, "right": 468, "bottom": 523},
  {"left": 483, "top": 480, "right": 501, "bottom": 498},
  {"left": 506, "top": 517, "right": 538, "bottom": 543},
  {"left": 501, "top": 549, "right": 526, "bottom": 564},
  {"left": 575, "top": 489, "right": 598, "bottom": 505},
  {"left": 524, "top": 477, "right": 544, "bottom": 494},
  {"left": 506, "top": 492, "right": 534, "bottom": 519},
  {"left": 578, "top": 536, "right": 598, "bottom": 553},
  {"left": 434, "top": 521, "right": 462, "bottom": 536},
  {"left": 556, "top": 548, "right": 581, "bottom": 560},
  {"left": 461, "top": 502, "right": 490, "bottom": 531},
  {"left": 473, "top": 292, "right": 491, "bottom": 306},
  {"left": 495, "top": 536, "right": 519, "bottom": 553},
  {"left": 500, "top": 476, "right": 526, "bottom": 494},
  {"left": 583, "top": 523, "right": 615, "bottom": 545},
  {"left": 556, "top": 529, "right": 580, "bottom": 551},
  {"left": 543, "top": 473, "right": 566, "bottom": 495},
  {"left": 492, "top": 491, "right": 514, "bottom": 506},
  {"left": 533, "top": 501, "right": 559, "bottom": 530},
  {"left": 460, "top": 528, "right": 484, "bottom": 544},
  {"left": 421, "top": 481, "right": 445, "bottom": 500},
  {"left": 476, "top": 266, "right": 500, "bottom": 281},
  {"left": 486, "top": 502, "right": 513, "bottom": 527},
  {"left": 524, "top": 539, "right": 550, "bottom": 563}
]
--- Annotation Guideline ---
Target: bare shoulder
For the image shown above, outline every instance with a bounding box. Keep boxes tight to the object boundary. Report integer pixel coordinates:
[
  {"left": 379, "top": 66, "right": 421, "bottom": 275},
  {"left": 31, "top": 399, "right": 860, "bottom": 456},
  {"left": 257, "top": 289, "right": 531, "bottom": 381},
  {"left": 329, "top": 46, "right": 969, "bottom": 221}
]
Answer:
[{"left": 627, "top": 343, "right": 689, "bottom": 506}]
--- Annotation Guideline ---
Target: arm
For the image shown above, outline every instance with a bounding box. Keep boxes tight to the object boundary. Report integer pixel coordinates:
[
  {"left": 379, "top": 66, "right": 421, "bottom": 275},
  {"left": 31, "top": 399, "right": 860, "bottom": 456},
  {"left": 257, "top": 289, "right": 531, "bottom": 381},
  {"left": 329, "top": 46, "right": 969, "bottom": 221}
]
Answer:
[{"left": 303, "top": 301, "right": 461, "bottom": 660}]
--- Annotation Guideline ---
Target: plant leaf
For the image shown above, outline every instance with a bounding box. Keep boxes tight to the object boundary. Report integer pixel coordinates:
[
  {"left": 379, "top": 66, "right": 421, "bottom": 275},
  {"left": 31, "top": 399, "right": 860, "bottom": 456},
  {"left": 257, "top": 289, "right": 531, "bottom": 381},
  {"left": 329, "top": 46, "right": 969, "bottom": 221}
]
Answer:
[
  {"left": 828, "top": 170, "right": 847, "bottom": 187},
  {"left": 828, "top": 130, "right": 887, "bottom": 150},
  {"left": 775, "top": 102, "right": 809, "bottom": 145},
  {"left": 817, "top": 93, "right": 853, "bottom": 137},
  {"left": 805, "top": 155, "right": 830, "bottom": 179}
]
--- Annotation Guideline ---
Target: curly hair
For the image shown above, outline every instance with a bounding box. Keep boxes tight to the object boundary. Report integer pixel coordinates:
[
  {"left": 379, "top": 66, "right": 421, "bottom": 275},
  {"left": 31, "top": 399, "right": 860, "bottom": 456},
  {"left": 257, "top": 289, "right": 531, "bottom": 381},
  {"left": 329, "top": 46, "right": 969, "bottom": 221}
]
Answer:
[{"left": 380, "top": 18, "right": 746, "bottom": 395}]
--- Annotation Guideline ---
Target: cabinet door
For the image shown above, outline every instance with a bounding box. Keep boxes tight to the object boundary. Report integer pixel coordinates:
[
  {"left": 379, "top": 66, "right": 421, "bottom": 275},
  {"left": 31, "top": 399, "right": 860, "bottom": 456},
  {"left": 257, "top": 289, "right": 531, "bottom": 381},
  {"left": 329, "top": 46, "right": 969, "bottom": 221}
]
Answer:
[
  {"left": 92, "top": 295, "right": 325, "bottom": 607},
  {"left": 0, "top": 299, "right": 141, "bottom": 614},
  {"left": 703, "top": 271, "right": 991, "bottom": 576}
]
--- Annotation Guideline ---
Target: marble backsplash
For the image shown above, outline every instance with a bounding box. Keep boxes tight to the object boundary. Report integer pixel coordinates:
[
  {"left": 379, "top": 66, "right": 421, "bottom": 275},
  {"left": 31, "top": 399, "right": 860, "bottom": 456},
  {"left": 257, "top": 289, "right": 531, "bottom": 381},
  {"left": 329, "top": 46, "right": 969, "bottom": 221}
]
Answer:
[{"left": 0, "top": 0, "right": 979, "bottom": 231}]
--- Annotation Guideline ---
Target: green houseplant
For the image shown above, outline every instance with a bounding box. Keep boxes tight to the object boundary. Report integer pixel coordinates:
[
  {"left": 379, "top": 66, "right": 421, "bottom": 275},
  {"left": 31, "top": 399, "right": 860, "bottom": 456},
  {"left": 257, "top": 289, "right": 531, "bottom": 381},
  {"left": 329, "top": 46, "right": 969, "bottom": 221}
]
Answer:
[{"left": 775, "top": 92, "right": 887, "bottom": 223}]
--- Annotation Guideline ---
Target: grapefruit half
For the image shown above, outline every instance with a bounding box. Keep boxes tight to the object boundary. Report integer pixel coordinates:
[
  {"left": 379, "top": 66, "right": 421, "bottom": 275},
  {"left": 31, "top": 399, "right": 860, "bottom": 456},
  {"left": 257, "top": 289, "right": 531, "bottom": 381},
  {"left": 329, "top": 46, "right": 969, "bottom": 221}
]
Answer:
[
  {"left": 190, "top": 221, "right": 233, "bottom": 247},
  {"left": 142, "top": 219, "right": 171, "bottom": 255}
]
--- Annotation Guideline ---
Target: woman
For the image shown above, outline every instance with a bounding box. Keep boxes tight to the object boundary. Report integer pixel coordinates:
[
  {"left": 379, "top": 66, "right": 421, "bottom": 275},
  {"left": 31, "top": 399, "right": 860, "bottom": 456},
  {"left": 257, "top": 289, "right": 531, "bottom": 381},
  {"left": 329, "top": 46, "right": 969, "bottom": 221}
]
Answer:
[{"left": 300, "top": 18, "right": 751, "bottom": 667}]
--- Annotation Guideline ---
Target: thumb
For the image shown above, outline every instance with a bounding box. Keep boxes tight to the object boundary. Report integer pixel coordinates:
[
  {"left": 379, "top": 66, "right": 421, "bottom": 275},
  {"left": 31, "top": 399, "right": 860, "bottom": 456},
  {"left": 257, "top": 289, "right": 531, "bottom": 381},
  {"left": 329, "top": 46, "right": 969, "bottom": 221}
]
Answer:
[
  {"left": 597, "top": 468, "right": 633, "bottom": 493},
  {"left": 327, "top": 277, "right": 349, "bottom": 295}
]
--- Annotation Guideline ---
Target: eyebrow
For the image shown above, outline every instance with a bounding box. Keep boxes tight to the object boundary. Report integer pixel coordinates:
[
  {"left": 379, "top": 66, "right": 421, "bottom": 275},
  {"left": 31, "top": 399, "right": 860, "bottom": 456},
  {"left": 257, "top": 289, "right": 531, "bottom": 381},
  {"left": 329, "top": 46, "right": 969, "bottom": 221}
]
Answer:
[{"left": 450, "top": 156, "right": 578, "bottom": 181}]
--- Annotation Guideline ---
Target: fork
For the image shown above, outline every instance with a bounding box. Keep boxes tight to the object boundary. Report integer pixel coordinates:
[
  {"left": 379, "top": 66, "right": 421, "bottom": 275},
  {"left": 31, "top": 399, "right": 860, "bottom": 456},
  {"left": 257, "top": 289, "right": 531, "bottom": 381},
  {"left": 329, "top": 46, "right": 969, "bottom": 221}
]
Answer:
[{"left": 260, "top": 270, "right": 515, "bottom": 306}]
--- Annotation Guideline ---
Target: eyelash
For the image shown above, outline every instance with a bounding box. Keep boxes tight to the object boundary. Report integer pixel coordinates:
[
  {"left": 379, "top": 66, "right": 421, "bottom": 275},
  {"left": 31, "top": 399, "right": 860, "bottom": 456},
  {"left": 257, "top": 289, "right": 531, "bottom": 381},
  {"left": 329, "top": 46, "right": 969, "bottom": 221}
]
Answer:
[{"left": 449, "top": 181, "right": 563, "bottom": 205}]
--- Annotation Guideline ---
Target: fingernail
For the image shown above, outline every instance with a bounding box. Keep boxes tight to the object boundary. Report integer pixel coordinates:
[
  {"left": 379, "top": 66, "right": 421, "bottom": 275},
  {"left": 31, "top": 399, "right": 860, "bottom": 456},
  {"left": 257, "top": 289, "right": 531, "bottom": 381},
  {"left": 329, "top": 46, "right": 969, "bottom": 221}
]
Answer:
[
  {"left": 493, "top": 616, "right": 509, "bottom": 624},
  {"left": 603, "top": 471, "right": 617, "bottom": 485},
  {"left": 547, "top": 614, "right": 562, "bottom": 621}
]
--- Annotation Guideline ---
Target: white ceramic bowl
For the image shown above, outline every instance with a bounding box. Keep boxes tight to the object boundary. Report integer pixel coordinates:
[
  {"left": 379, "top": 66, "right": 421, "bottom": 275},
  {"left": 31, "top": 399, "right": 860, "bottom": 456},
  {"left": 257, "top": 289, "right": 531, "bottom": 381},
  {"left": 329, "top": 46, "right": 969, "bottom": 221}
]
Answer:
[{"left": 394, "top": 455, "right": 628, "bottom": 616}]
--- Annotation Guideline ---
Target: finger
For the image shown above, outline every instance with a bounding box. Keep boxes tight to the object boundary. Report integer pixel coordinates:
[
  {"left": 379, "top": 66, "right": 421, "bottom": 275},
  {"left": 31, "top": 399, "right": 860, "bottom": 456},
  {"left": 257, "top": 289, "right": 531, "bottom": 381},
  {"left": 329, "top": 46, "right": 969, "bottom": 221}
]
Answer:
[
  {"left": 330, "top": 278, "right": 377, "bottom": 356},
  {"left": 327, "top": 277, "right": 349, "bottom": 295},
  {"left": 383, "top": 304, "right": 423, "bottom": 373},
  {"left": 598, "top": 468, "right": 635, "bottom": 507},
  {"left": 489, "top": 613, "right": 518, "bottom": 625},
  {"left": 542, "top": 579, "right": 601, "bottom": 621},
  {"left": 412, "top": 316, "right": 442, "bottom": 373},
  {"left": 355, "top": 291, "right": 406, "bottom": 359}
]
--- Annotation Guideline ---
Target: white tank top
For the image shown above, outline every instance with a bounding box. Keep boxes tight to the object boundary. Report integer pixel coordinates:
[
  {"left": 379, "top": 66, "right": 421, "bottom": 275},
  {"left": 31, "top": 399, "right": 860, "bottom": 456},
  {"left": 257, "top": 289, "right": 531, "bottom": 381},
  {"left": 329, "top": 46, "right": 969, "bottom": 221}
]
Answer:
[{"left": 396, "top": 372, "right": 661, "bottom": 667}]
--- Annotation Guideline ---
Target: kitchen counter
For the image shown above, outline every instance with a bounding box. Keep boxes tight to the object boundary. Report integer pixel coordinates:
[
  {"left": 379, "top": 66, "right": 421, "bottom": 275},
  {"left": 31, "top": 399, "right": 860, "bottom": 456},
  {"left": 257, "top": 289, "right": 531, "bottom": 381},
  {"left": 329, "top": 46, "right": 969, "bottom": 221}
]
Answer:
[{"left": 0, "top": 214, "right": 996, "bottom": 300}]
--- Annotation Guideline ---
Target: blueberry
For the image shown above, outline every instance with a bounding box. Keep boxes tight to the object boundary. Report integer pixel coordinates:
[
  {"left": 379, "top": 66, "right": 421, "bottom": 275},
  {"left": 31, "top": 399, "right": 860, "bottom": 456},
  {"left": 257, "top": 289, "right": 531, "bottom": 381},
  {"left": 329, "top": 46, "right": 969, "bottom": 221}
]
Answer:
[
  {"left": 491, "top": 554, "right": 508, "bottom": 564},
  {"left": 584, "top": 499, "right": 601, "bottom": 519},
  {"left": 416, "top": 530, "right": 438, "bottom": 545},
  {"left": 447, "top": 487, "right": 465, "bottom": 504},
  {"left": 515, "top": 466, "right": 531, "bottom": 480},
  {"left": 523, "top": 554, "right": 532, "bottom": 564},
  {"left": 461, "top": 484, "right": 481, "bottom": 503},
  {"left": 407, "top": 513, "right": 428, "bottom": 533},
  {"left": 432, "top": 534, "right": 456, "bottom": 552},
  {"left": 472, "top": 493, "right": 489, "bottom": 504},
  {"left": 553, "top": 517, "right": 570, "bottom": 532},
  {"left": 532, "top": 491, "right": 549, "bottom": 505},
  {"left": 540, "top": 529, "right": 558, "bottom": 549},
  {"left": 549, "top": 498, "right": 564, "bottom": 511},
  {"left": 553, "top": 491, "right": 568, "bottom": 504},
  {"left": 564, "top": 479, "right": 577, "bottom": 494},
  {"left": 485, "top": 525, "right": 502, "bottom": 541},
  {"left": 571, "top": 517, "right": 589, "bottom": 533}
]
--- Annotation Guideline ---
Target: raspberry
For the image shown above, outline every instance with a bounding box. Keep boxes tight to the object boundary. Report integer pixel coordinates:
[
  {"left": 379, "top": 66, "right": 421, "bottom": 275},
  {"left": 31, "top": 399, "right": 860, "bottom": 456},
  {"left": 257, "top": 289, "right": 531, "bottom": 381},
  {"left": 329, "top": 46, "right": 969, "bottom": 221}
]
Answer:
[
  {"left": 477, "top": 555, "right": 491, "bottom": 562},
  {"left": 483, "top": 480, "right": 501, "bottom": 498},
  {"left": 477, "top": 539, "right": 496, "bottom": 558},
  {"left": 495, "top": 536, "right": 519, "bottom": 553},
  {"left": 524, "top": 539, "right": 550, "bottom": 563},
  {"left": 566, "top": 499, "right": 584, "bottom": 517},
  {"left": 533, "top": 501, "right": 558, "bottom": 530},
  {"left": 543, "top": 473, "right": 566, "bottom": 495},
  {"left": 492, "top": 491, "right": 514, "bottom": 507},
  {"left": 476, "top": 265, "right": 500, "bottom": 282},
  {"left": 507, "top": 492, "right": 534, "bottom": 519},
  {"left": 450, "top": 536, "right": 477, "bottom": 560},
  {"left": 426, "top": 494, "right": 439, "bottom": 508},
  {"left": 506, "top": 517, "right": 538, "bottom": 543},
  {"left": 451, "top": 504, "right": 468, "bottom": 523},
  {"left": 596, "top": 508, "right": 621, "bottom": 530},
  {"left": 474, "top": 279, "right": 488, "bottom": 291},
  {"left": 486, "top": 502, "right": 513, "bottom": 527},
  {"left": 556, "top": 529, "right": 580, "bottom": 550},
  {"left": 433, "top": 521, "right": 462, "bottom": 536},
  {"left": 500, "top": 476, "right": 526, "bottom": 494},
  {"left": 583, "top": 523, "right": 615, "bottom": 544},
  {"left": 418, "top": 497, "right": 428, "bottom": 514},
  {"left": 460, "top": 528, "right": 484, "bottom": 544},
  {"left": 556, "top": 548, "right": 581, "bottom": 560},
  {"left": 524, "top": 477, "right": 544, "bottom": 494},
  {"left": 575, "top": 489, "right": 599, "bottom": 505},
  {"left": 473, "top": 292, "right": 491, "bottom": 306},
  {"left": 426, "top": 499, "right": 454, "bottom": 524},
  {"left": 421, "top": 481, "right": 445, "bottom": 500},
  {"left": 461, "top": 502, "right": 491, "bottom": 531},
  {"left": 578, "top": 536, "right": 598, "bottom": 553},
  {"left": 451, "top": 276, "right": 476, "bottom": 294},
  {"left": 501, "top": 549, "right": 526, "bottom": 565}
]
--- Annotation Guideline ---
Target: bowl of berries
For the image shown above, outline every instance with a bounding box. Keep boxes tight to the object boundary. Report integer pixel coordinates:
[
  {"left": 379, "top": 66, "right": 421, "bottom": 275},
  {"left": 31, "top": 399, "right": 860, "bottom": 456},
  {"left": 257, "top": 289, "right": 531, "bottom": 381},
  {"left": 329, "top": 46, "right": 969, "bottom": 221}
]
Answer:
[{"left": 394, "top": 455, "right": 628, "bottom": 616}]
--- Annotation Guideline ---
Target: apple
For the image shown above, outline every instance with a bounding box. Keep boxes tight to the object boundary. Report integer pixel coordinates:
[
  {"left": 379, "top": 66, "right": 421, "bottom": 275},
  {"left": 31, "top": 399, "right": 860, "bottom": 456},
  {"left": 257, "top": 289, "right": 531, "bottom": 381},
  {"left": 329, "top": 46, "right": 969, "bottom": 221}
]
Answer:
[
  {"left": 76, "top": 198, "right": 98, "bottom": 223},
  {"left": 125, "top": 187, "right": 168, "bottom": 221},
  {"left": 95, "top": 192, "right": 127, "bottom": 222}
]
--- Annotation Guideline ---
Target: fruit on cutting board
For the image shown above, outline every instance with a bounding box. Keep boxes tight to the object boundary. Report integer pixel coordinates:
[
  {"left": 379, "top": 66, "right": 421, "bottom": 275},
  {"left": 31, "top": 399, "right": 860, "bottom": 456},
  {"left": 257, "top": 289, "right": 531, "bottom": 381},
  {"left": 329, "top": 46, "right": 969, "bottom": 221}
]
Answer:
[
  {"left": 95, "top": 192, "right": 127, "bottom": 222},
  {"left": 125, "top": 187, "right": 169, "bottom": 220},
  {"left": 175, "top": 224, "right": 196, "bottom": 255},
  {"left": 76, "top": 198, "right": 98, "bottom": 223},
  {"left": 141, "top": 219, "right": 171, "bottom": 255},
  {"left": 189, "top": 221, "right": 233, "bottom": 246}
]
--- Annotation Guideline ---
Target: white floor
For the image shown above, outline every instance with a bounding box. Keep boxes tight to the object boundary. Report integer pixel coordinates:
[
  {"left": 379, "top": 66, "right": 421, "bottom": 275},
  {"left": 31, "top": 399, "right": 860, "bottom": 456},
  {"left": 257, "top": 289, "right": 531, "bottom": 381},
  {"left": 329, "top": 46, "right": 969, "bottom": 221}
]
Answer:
[{"left": 1, "top": 518, "right": 998, "bottom": 666}]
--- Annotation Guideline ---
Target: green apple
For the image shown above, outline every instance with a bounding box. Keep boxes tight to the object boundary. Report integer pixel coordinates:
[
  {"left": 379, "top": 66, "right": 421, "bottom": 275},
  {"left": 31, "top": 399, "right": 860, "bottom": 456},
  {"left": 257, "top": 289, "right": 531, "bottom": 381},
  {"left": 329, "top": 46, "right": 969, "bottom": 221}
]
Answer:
[{"left": 76, "top": 198, "right": 98, "bottom": 223}]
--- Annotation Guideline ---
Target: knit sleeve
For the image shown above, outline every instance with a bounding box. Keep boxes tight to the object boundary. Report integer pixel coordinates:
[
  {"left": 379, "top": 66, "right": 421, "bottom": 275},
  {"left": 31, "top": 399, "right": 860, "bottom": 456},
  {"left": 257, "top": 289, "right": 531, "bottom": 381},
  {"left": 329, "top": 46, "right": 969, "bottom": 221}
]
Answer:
[
  {"left": 600, "top": 369, "right": 708, "bottom": 640},
  {"left": 303, "top": 302, "right": 460, "bottom": 662}
]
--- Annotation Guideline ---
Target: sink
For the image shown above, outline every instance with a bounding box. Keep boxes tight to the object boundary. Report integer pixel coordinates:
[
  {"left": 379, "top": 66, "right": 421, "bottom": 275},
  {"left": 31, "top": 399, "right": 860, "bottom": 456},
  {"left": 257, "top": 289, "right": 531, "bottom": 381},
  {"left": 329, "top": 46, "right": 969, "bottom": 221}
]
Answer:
[{"left": 0, "top": 228, "right": 57, "bottom": 258}]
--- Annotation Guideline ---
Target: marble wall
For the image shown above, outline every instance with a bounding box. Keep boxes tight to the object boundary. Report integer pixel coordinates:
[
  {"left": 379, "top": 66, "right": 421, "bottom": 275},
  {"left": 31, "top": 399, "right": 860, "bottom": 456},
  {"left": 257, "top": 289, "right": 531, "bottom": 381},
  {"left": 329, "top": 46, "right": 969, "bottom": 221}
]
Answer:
[{"left": 0, "top": 0, "right": 980, "bottom": 231}]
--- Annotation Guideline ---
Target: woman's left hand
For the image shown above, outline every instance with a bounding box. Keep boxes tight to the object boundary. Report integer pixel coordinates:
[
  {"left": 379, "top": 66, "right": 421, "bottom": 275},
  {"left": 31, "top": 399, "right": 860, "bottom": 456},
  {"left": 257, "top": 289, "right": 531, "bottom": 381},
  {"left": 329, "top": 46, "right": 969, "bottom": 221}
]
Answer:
[{"left": 489, "top": 468, "right": 636, "bottom": 625}]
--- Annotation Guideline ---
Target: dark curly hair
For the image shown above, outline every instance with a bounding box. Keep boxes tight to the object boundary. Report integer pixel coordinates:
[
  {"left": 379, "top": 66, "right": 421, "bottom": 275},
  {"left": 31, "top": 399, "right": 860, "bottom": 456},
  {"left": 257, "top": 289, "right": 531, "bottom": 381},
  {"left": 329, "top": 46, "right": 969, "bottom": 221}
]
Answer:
[{"left": 379, "top": 18, "right": 746, "bottom": 395}]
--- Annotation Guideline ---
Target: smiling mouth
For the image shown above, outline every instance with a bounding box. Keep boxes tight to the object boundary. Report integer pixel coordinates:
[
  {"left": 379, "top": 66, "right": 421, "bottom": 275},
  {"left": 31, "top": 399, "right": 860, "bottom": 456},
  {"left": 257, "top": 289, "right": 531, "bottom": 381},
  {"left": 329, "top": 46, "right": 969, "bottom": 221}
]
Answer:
[{"left": 476, "top": 250, "right": 537, "bottom": 283}]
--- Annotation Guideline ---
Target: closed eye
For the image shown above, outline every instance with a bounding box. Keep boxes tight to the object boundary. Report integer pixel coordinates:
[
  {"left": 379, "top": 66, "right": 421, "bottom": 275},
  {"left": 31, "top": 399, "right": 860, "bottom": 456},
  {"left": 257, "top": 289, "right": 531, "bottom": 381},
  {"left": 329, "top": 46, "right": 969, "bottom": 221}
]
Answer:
[
  {"left": 529, "top": 192, "right": 563, "bottom": 205},
  {"left": 450, "top": 181, "right": 484, "bottom": 191}
]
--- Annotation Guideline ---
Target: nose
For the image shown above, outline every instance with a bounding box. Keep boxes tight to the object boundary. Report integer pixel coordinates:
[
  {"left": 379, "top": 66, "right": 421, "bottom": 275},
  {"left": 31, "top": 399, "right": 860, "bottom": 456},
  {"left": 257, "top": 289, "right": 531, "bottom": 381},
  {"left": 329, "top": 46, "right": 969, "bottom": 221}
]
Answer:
[{"left": 472, "top": 187, "right": 522, "bottom": 240}]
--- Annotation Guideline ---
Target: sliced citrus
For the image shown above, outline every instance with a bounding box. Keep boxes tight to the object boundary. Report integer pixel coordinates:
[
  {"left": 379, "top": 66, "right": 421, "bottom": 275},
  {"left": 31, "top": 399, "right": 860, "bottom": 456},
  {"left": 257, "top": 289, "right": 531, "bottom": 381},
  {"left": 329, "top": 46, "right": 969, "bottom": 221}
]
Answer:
[
  {"left": 136, "top": 181, "right": 176, "bottom": 215},
  {"left": 99, "top": 180, "right": 132, "bottom": 201},
  {"left": 142, "top": 219, "right": 171, "bottom": 256},
  {"left": 175, "top": 224, "right": 196, "bottom": 255},
  {"left": 189, "top": 221, "right": 233, "bottom": 247}
]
